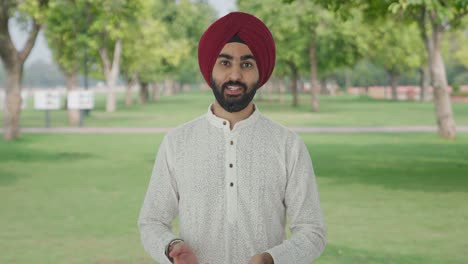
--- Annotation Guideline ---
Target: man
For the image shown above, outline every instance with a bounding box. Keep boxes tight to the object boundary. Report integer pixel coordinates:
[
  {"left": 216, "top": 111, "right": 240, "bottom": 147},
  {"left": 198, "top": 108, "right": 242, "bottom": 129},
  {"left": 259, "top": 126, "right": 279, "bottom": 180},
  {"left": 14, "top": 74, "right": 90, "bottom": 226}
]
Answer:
[{"left": 138, "top": 12, "right": 326, "bottom": 264}]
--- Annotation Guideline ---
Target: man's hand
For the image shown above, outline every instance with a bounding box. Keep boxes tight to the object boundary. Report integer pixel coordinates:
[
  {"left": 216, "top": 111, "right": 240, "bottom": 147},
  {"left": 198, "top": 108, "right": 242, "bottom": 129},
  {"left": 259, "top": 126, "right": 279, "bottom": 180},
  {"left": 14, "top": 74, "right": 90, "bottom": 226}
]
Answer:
[
  {"left": 169, "top": 242, "right": 199, "bottom": 264},
  {"left": 248, "top": 252, "right": 274, "bottom": 264}
]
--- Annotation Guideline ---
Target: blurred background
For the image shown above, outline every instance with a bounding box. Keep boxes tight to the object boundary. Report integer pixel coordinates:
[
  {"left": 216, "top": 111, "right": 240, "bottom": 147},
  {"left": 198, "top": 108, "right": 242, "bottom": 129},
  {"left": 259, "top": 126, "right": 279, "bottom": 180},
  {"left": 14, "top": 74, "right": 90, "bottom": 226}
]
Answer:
[{"left": 1, "top": 0, "right": 468, "bottom": 263}]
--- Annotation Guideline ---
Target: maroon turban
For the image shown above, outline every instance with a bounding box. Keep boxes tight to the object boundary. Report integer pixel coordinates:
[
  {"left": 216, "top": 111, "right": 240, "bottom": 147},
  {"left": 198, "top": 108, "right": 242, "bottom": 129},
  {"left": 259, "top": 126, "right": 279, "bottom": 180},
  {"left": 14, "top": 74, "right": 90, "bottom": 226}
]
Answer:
[{"left": 198, "top": 12, "right": 276, "bottom": 88}]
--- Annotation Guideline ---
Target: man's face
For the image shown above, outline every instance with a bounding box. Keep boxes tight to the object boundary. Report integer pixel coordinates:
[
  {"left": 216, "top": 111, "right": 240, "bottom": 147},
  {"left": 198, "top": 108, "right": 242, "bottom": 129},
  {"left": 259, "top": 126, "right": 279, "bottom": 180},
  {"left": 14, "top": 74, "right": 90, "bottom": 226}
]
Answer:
[{"left": 211, "top": 42, "right": 260, "bottom": 113}]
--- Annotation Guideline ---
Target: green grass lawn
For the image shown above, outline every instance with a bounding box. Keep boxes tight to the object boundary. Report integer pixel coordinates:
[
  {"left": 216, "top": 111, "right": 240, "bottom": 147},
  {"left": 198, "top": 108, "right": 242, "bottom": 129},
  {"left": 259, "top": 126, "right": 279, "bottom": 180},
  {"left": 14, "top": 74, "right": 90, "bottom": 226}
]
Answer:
[
  {"left": 4, "top": 90, "right": 468, "bottom": 128},
  {"left": 1, "top": 133, "right": 467, "bottom": 263}
]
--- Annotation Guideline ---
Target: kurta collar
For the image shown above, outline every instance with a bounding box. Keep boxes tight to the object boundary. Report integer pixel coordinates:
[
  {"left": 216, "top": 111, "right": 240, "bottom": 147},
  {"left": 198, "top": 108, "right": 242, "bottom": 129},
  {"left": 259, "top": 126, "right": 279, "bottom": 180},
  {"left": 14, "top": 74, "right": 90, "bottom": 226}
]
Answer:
[{"left": 206, "top": 104, "right": 260, "bottom": 131}]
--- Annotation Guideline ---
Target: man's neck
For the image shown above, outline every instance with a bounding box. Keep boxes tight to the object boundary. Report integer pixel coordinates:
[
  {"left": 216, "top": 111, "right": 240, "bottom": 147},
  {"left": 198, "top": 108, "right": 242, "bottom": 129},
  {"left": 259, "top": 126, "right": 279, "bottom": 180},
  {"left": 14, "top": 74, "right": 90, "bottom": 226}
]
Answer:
[{"left": 212, "top": 101, "right": 255, "bottom": 130}]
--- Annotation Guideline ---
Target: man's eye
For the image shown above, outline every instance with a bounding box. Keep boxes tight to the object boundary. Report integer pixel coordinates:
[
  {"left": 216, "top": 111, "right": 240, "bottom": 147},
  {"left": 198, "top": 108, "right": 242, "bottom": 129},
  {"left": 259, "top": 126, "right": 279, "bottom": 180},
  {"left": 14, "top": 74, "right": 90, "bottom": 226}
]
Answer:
[
  {"left": 242, "top": 62, "right": 253, "bottom": 68},
  {"left": 220, "top": 61, "right": 230, "bottom": 66}
]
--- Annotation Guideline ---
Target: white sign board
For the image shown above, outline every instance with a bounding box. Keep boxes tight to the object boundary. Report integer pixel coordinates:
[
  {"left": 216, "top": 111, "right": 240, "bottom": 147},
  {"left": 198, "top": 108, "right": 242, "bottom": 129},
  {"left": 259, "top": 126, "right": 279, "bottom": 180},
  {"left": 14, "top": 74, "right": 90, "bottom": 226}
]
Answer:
[
  {"left": 68, "top": 90, "right": 94, "bottom": 110},
  {"left": 0, "top": 90, "right": 28, "bottom": 110},
  {"left": 34, "top": 90, "right": 62, "bottom": 110}
]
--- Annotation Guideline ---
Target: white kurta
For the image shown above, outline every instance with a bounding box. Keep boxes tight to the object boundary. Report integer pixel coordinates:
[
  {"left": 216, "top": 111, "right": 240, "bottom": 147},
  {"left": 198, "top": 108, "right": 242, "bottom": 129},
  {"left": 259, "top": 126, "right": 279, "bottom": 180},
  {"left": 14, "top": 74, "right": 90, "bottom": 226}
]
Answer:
[{"left": 138, "top": 106, "right": 326, "bottom": 264}]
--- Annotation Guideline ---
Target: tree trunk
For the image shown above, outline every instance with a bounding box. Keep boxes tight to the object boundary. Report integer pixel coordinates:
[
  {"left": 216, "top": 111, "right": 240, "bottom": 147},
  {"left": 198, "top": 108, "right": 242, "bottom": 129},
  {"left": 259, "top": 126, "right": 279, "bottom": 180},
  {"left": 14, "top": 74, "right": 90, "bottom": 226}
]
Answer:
[
  {"left": 152, "top": 83, "right": 160, "bottom": 102},
  {"left": 309, "top": 41, "right": 320, "bottom": 112},
  {"left": 419, "top": 9, "right": 456, "bottom": 138},
  {"left": 164, "top": 79, "right": 174, "bottom": 96},
  {"left": 274, "top": 76, "right": 285, "bottom": 103},
  {"left": 329, "top": 78, "right": 338, "bottom": 96},
  {"left": 99, "top": 39, "right": 122, "bottom": 113},
  {"left": 430, "top": 31, "right": 456, "bottom": 138},
  {"left": 297, "top": 79, "right": 304, "bottom": 94},
  {"left": 65, "top": 71, "right": 80, "bottom": 126},
  {"left": 419, "top": 64, "right": 430, "bottom": 102},
  {"left": 278, "top": 78, "right": 286, "bottom": 103},
  {"left": 289, "top": 63, "right": 299, "bottom": 107},
  {"left": 174, "top": 82, "right": 181, "bottom": 94},
  {"left": 389, "top": 73, "right": 399, "bottom": 101},
  {"left": 105, "top": 77, "right": 116, "bottom": 112},
  {"left": 125, "top": 73, "right": 138, "bottom": 107},
  {"left": 417, "top": 8, "right": 432, "bottom": 103},
  {"left": 125, "top": 83, "right": 133, "bottom": 107},
  {"left": 320, "top": 78, "right": 327, "bottom": 95},
  {"left": 0, "top": 15, "right": 41, "bottom": 140},
  {"left": 139, "top": 82, "right": 149, "bottom": 104},
  {"left": 3, "top": 65, "right": 22, "bottom": 140}
]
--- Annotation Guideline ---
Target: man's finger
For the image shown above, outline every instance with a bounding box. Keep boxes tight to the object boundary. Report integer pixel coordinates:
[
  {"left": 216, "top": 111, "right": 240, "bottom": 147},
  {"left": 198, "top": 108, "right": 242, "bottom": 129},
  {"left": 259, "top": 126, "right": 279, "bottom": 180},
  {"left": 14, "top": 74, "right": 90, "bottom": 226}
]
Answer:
[{"left": 169, "top": 243, "right": 185, "bottom": 257}]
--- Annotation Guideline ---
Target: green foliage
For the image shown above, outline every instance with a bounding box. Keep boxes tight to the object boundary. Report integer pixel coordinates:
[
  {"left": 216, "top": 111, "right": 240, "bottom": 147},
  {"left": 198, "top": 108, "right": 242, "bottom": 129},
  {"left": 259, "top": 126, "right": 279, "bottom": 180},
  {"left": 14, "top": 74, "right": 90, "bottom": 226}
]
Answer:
[
  {"left": 239, "top": 0, "right": 366, "bottom": 80},
  {"left": 17, "top": 0, "right": 49, "bottom": 24},
  {"left": 170, "top": 0, "right": 217, "bottom": 83},
  {"left": 443, "top": 26, "right": 468, "bottom": 87},
  {"left": 451, "top": 71, "right": 468, "bottom": 89},
  {"left": 314, "top": 8, "right": 367, "bottom": 76},
  {"left": 367, "top": 19, "right": 423, "bottom": 76},
  {"left": 444, "top": 24, "right": 468, "bottom": 68},
  {"left": 45, "top": 0, "right": 89, "bottom": 74},
  {"left": 0, "top": 0, "right": 48, "bottom": 50},
  {"left": 89, "top": 0, "right": 142, "bottom": 62},
  {"left": 238, "top": 0, "right": 298, "bottom": 76},
  {"left": 120, "top": 0, "right": 216, "bottom": 84},
  {"left": 87, "top": 0, "right": 141, "bottom": 41},
  {"left": 44, "top": 0, "right": 143, "bottom": 81},
  {"left": 345, "top": 59, "right": 389, "bottom": 86},
  {"left": 120, "top": 4, "right": 174, "bottom": 83},
  {"left": 389, "top": 0, "right": 468, "bottom": 28}
]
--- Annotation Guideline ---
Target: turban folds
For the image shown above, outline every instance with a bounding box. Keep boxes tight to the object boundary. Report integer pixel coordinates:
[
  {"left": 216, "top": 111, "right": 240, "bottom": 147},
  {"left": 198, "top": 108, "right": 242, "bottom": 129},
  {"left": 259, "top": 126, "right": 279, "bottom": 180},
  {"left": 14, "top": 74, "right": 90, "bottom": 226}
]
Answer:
[{"left": 198, "top": 12, "right": 276, "bottom": 88}]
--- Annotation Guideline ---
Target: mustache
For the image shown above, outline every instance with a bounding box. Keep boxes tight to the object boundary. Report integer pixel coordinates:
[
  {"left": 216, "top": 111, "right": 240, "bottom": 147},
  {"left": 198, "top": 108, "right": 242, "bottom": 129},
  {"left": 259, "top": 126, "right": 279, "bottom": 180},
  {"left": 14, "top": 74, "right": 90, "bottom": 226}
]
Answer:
[{"left": 222, "top": 81, "right": 247, "bottom": 92}]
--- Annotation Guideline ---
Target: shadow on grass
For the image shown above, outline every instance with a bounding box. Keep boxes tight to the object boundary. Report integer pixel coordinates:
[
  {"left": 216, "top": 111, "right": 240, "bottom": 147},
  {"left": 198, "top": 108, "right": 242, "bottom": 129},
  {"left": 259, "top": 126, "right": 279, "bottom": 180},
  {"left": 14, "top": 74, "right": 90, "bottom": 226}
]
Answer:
[
  {"left": 0, "top": 168, "right": 22, "bottom": 185},
  {"left": 319, "top": 243, "right": 459, "bottom": 264},
  {"left": 0, "top": 140, "right": 95, "bottom": 185},
  {"left": 311, "top": 141, "right": 468, "bottom": 193},
  {"left": 0, "top": 147, "right": 94, "bottom": 163}
]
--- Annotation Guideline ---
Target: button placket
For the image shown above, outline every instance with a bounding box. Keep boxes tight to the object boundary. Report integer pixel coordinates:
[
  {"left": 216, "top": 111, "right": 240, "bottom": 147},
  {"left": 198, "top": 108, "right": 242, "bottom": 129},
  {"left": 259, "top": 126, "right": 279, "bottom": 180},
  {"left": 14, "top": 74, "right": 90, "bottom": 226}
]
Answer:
[{"left": 225, "top": 131, "right": 238, "bottom": 225}]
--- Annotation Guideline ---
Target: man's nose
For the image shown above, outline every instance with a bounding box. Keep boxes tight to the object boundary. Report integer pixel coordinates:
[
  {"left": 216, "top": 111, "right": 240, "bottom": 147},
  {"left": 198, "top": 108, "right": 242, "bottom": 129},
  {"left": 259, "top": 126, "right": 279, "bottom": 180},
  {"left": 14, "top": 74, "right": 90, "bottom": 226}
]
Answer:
[{"left": 228, "top": 65, "right": 242, "bottom": 81}]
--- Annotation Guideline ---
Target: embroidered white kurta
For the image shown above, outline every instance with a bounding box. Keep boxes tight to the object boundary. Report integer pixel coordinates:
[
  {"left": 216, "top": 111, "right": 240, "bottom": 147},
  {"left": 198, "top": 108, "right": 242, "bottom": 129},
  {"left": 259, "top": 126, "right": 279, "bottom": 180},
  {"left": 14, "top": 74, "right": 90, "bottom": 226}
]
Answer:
[{"left": 138, "top": 106, "right": 326, "bottom": 264}]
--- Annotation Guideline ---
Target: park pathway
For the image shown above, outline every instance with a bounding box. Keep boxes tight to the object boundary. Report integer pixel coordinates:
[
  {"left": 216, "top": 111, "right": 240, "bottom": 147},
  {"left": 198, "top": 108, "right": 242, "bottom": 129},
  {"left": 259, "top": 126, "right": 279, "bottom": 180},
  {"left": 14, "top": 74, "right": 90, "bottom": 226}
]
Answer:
[{"left": 9, "top": 125, "right": 468, "bottom": 134}]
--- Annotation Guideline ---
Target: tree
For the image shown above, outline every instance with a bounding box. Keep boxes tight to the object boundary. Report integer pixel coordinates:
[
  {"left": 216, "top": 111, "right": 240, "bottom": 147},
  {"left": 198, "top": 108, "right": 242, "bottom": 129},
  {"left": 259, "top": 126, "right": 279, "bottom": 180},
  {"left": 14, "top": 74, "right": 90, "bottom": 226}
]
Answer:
[
  {"left": 238, "top": 0, "right": 310, "bottom": 107},
  {"left": 146, "top": 0, "right": 216, "bottom": 95},
  {"left": 240, "top": 0, "right": 365, "bottom": 110},
  {"left": 390, "top": 0, "right": 468, "bottom": 138},
  {"left": 45, "top": 0, "right": 89, "bottom": 125},
  {"left": 367, "top": 19, "right": 423, "bottom": 100},
  {"left": 0, "top": 0, "right": 48, "bottom": 140},
  {"left": 311, "top": 7, "right": 366, "bottom": 99},
  {"left": 312, "top": 0, "right": 467, "bottom": 138},
  {"left": 443, "top": 24, "right": 468, "bottom": 91},
  {"left": 168, "top": 0, "right": 217, "bottom": 86},
  {"left": 120, "top": 0, "right": 208, "bottom": 105},
  {"left": 120, "top": 1, "right": 174, "bottom": 105},
  {"left": 87, "top": 0, "right": 142, "bottom": 112}
]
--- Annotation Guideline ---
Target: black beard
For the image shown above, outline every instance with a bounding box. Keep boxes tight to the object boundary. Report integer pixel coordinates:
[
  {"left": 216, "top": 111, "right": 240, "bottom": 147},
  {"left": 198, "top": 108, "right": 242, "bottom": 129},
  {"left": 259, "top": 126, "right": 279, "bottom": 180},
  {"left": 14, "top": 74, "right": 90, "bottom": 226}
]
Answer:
[{"left": 210, "top": 78, "right": 258, "bottom": 113}]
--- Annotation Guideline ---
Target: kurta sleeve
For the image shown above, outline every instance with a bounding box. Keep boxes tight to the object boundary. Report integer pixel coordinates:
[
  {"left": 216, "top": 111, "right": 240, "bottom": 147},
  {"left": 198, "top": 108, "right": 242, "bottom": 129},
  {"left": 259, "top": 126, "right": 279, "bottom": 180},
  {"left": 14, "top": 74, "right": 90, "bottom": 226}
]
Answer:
[
  {"left": 138, "top": 135, "right": 179, "bottom": 264},
  {"left": 266, "top": 137, "right": 326, "bottom": 264}
]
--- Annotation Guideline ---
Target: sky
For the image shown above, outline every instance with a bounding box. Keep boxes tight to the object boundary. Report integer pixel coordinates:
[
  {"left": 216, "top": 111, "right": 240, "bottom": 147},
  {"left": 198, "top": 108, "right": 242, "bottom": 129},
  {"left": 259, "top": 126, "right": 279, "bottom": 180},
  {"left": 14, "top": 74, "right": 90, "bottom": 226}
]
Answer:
[{"left": 9, "top": 0, "right": 237, "bottom": 66}]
